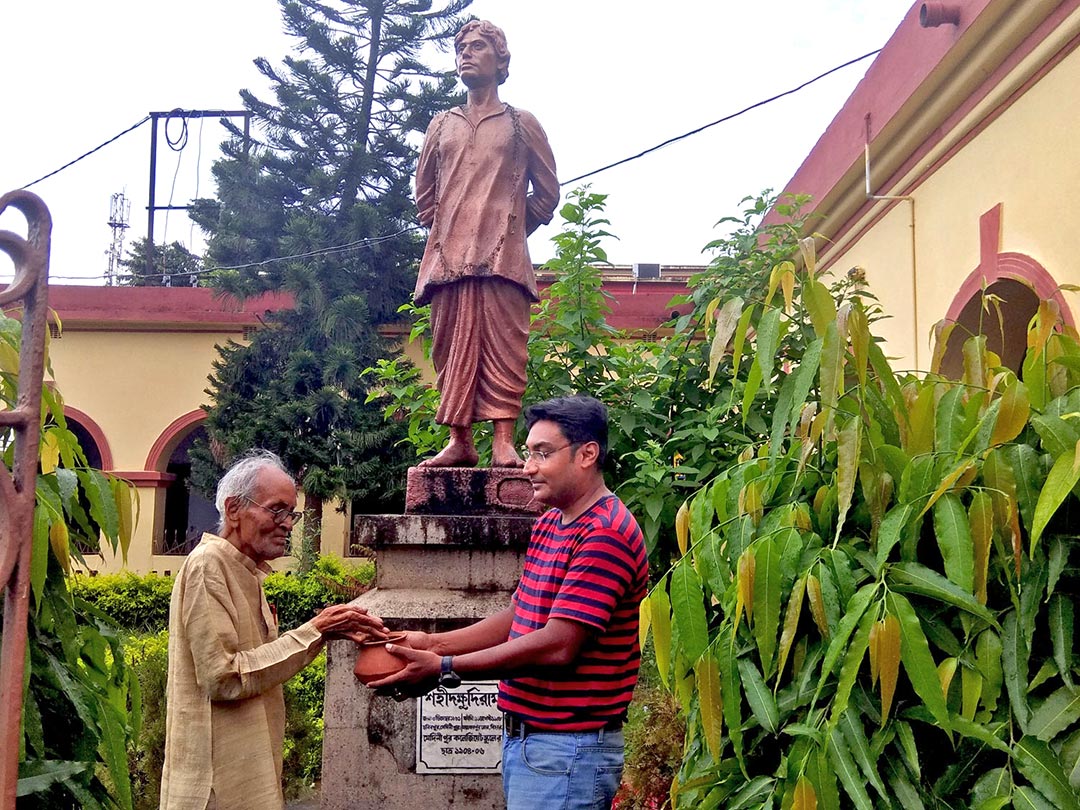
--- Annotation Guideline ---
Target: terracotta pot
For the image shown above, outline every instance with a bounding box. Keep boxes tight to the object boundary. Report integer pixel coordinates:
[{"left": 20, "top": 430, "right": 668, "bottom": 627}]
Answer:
[{"left": 353, "top": 632, "right": 410, "bottom": 684}]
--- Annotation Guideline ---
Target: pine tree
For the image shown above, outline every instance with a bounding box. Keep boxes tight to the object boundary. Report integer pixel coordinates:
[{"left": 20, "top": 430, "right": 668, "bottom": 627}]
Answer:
[
  {"left": 189, "top": 0, "right": 472, "bottom": 545},
  {"left": 118, "top": 237, "right": 202, "bottom": 287}
]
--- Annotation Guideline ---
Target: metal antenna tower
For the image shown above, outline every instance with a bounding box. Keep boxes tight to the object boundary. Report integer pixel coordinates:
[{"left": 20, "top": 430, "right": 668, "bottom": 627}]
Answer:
[{"left": 105, "top": 192, "right": 131, "bottom": 286}]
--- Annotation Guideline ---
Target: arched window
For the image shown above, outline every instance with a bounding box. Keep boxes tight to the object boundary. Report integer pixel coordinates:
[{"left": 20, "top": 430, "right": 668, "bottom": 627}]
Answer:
[{"left": 146, "top": 411, "right": 217, "bottom": 555}]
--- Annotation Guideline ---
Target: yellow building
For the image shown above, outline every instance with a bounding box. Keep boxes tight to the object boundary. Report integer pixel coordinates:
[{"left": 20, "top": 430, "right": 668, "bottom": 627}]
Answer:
[
  {"left": 47, "top": 271, "right": 691, "bottom": 573},
  {"left": 771, "top": 0, "right": 1080, "bottom": 374}
]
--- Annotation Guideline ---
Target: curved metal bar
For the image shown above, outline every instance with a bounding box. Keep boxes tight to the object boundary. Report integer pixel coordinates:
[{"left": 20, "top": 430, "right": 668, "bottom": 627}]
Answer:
[{"left": 0, "top": 189, "right": 50, "bottom": 808}]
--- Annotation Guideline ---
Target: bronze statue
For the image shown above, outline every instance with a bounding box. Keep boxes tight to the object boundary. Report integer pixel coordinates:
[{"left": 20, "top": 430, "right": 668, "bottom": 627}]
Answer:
[{"left": 414, "top": 20, "right": 559, "bottom": 468}]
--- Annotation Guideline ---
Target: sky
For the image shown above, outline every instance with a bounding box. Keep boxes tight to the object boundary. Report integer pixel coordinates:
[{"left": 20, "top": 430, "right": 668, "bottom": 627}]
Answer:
[{"left": 0, "top": 0, "right": 915, "bottom": 284}]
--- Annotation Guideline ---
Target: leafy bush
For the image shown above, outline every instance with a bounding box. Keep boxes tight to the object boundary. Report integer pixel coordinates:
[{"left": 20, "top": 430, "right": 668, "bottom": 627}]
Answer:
[
  {"left": 283, "top": 651, "right": 327, "bottom": 797},
  {"left": 647, "top": 243, "right": 1080, "bottom": 807},
  {"left": 125, "top": 631, "right": 169, "bottom": 810},
  {"left": 70, "top": 572, "right": 174, "bottom": 632}
]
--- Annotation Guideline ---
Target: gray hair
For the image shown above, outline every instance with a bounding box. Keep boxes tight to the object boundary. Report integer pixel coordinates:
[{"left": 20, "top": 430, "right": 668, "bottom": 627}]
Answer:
[{"left": 214, "top": 449, "right": 293, "bottom": 533}]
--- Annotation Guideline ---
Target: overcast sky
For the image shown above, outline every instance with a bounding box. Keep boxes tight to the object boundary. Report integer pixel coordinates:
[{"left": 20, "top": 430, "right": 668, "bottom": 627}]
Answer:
[{"left": 0, "top": 1, "right": 914, "bottom": 284}]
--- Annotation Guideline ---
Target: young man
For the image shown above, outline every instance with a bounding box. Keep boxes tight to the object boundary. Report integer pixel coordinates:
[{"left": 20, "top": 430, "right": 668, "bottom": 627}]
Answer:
[
  {"left": 371, "top": 396, "right": 648, "bottom": 809},
  {"left": 160, "top": 450, "right": 386, "bottom": 810},
  {"left": 413, "top": 20, "right": 560, "bottom": 468}
]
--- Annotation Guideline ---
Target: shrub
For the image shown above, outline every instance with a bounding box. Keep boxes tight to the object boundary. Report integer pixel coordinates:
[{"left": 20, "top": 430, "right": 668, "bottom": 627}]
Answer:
[
  {"left": 71, "top": 572, "right": 174, "bottom": 632},
  {"left": 125, "top": 631, "right": 169, "bottom": 810}
]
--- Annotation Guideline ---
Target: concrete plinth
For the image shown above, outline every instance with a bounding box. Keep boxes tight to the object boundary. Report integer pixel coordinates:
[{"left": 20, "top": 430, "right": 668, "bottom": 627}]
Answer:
[{"left": 321, "top": 467, "right": 539, "bottom": 810}]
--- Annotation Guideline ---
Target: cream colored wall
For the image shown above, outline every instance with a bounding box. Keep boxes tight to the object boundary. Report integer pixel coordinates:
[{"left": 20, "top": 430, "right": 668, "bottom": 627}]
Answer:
[
  {"left": 826, "top": 40, "right": 1080, "bottom": 370},
  {"left": 51, "top": 328, "right": 357, "bottom": 574}
]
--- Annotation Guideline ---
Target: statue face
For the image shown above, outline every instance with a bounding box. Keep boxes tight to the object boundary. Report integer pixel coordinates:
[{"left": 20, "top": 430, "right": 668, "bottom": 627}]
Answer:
[{"left": 455, "top": 30, "right": 500, "bottom": 88}]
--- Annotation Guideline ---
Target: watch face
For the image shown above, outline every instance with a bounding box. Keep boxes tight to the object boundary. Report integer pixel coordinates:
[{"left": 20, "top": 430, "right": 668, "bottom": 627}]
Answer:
[{"left": 439, "top": 671, "right": 462, "bottom": 689}]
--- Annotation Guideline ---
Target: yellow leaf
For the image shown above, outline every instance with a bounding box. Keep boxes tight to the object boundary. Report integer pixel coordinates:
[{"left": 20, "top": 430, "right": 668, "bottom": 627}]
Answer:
[
  {"left": 879, "top": 614, "right": 900, "bottom": 725},
  {"left": 918, "top": 459, "right": 975, "bottom": 519},
  {"left": 799, "top": 237, "right": 817, "bottom": 279},
  {"left": 40, "top": 430, "right": 60, "bottom": 475},
  {"left": 675, "top": 500, "right": 689, "bottom": 556},
  {"left": 776, "top": 575, "right": 806, "bottom": 684},
  {"left": 652, "top": 585, "right": 672, "bottom": 688},
  {"left": 735, "top": 549, "right": 756, "bottom": 633},
  {"left": 695, "top": 654, "right": 723, "bottom": 759},
  {"left": 1028, "top": 299, "right": 1060, "bottom": 360},
  {"left": 793, "top": 776, "right": 818, "bottom": 810},
  {"left": 938, "top": 657, "right": 958, "bottom": 701},
  {"left": 739, "top": 481, "right": 763, "bottom": 525},
  {"left": 905, "top": 385, "right": 936, "bottom": 457},
  {"left": 961, "top": 665, "right": 983, "bottom": 721},
  {"left": 848, "top": 303, "right": 870, "bottom": 387},
  {"left": 963, "top": 335, "right": 988, "bottom": 391},
  {"left": 781, "top": 267, "right": 796, "bottom": 315},
  {"left": 669, "top": 773, "right": 680, "bottom": 810},
  {"left": 49, "top": 519, "right": 70, "bottom": 575},
  {"left": 990, "top": 380, "right": 1030, "bottom": 447},
  {"left": 639, "top": 595, "right": 652, "bottom": 654},
  {"left": 707, "top": 298, "right": 744, "bottom": 388},
  {"left": 0, "top": 340, "right": 20, "bottom": 374},
  {"left": 930, "top": 320, "right": 958, "bottom": 376},
  {"left": 765, "top": 263, "right": 783, "bottom": 308},
  {"left": 806, "top": 573, "right": 829, "bottom": 639},
  {"left": 113, "top": 477, "right": 135, "bottom": 563}
]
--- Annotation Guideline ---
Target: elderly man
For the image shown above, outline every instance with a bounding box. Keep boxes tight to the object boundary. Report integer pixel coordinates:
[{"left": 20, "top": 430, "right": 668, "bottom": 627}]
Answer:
[
  {"left": 371, "top": 396, "right": 648, "bottom": 810},
  {"left": 414, "top": 19, "right": 560, "bottom": 468},
  {"left": 160, "top": 450, "right": 386, "bottom": 810}
]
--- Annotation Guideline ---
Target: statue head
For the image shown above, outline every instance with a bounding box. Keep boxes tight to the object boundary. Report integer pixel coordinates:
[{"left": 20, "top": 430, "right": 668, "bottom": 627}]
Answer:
[{"left": 455, "top": 20, "right": 511, "bottom": 86}]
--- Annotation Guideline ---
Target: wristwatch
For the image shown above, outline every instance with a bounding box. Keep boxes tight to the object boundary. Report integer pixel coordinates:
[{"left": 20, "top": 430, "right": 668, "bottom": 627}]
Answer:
[{"left": 438, "top": 655, "right": 462, "bottom": 689}]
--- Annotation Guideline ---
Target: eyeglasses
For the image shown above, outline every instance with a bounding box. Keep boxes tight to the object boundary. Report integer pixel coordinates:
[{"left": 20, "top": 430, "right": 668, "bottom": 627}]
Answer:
[
  {"left": 242, "top": 496, "right": 302, "bottom": 526},
  {"left": 520, "top": 443, "right": 575, "bottom": 464}
]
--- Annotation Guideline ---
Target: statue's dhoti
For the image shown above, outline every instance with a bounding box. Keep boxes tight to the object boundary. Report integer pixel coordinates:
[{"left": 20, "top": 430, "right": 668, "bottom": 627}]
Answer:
[{"left": 429, "top": 276, "right": 530, "bottom": 427}]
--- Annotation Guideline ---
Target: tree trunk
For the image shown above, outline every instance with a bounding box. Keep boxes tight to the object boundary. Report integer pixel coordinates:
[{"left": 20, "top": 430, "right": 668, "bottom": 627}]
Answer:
[{"left": 301, "top": 491, "right": 324, "bottom": 568}]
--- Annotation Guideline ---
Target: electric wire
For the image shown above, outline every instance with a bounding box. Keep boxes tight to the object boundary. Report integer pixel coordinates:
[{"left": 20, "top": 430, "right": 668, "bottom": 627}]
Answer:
[
  {"left": 19, "top": 117, "right": 151, "bottom": 190},
  {"left": 559, "top": 48, "right": 883, "bottom": 187}
]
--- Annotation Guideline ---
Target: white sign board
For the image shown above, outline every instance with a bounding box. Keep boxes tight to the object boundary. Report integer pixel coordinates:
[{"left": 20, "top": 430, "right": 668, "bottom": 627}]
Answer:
[{"left": 415, "top": 682, "right": 503, "bottom": 774}]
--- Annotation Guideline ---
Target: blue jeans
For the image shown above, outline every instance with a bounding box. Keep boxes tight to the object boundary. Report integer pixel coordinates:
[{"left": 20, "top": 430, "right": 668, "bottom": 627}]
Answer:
[{"left": 502, "top": 726, "right": 624, "bottom": 810}]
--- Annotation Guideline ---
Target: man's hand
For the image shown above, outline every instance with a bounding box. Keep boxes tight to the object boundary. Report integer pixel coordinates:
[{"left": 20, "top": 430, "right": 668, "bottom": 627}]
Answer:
[
  {"left": 365, "top": 643, "right": 441, "bottom": 689},
  {"left": 311, "top": 605, "right": 387, "bottom": 641}
]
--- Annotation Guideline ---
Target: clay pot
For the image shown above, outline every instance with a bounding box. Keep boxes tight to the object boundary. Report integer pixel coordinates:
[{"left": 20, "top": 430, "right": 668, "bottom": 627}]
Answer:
[{"left": 353, "top": 632, "right": 410, "bottom": 684}]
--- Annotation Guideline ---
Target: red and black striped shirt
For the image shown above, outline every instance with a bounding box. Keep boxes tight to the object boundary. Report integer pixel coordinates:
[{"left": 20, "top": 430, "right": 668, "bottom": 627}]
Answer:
[{"left": 498, "top": 495, "right": 648, "bottom": 731}]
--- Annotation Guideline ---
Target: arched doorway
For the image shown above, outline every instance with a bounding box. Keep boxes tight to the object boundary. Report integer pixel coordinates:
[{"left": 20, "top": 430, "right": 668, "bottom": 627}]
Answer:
[
  {"left": 146, "top": 411, "right": 217, "bottom": 555},
  {"left": 62, "top": 407, "right": 113, "bottom": 471},
  {"left": 938, "top": 278, "right": 1039, "bottom": 379}
]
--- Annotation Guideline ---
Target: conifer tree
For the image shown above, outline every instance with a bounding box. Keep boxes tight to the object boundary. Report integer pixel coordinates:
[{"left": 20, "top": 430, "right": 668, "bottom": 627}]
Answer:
[{"left": 189, "top": 0, "right": 471, "bottom": 544}]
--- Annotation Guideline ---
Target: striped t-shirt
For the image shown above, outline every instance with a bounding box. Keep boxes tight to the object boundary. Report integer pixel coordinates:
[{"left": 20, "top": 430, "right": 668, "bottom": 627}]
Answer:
[{"left": 498, "top": 494, "right": 648, "bottom": 731}]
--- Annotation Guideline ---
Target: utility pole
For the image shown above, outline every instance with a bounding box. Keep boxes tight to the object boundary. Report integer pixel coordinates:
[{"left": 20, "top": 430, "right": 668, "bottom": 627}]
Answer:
[
  {"left": 104, "top": 192, "right": 131, "bottom": 286},
  {"left": 145, "top": 109, "right": 251, "bottom": 277}
]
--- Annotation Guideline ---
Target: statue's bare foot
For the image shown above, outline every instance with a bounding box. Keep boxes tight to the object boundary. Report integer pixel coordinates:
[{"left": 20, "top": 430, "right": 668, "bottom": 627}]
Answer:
[
  {"left": 419, "top": 440, "right": 479, "bottom": 468},
  {"left": 491, "top": 442, "right": 525, "bottom": 468}
]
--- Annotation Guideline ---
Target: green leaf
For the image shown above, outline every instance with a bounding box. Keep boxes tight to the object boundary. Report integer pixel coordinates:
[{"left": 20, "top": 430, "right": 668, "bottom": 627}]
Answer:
[
  {"left": 753, "top": 536, "right": 782, "bottom": 675},
  {"left": 1002, "top": 443, "right": 1042, "bottom": 536},
  {"left": 1050, "top": 593, "right": 1075, "bottom": 689},
  {"left": 829, "top": 607, "right": 874, "bottom": 727},
  {"left": 895, "top": 720, "right": 921, "bottom": 779},
  {"left": 738, "top": 657, "right": 779, "bottom": 734},
  {"left": 1003, "top": 611, "right": 1033, "bottom": 734},
  {"left": 30, "top": 503, "right": 49, "bottom": 610},
  {"left": 716, "top": 633, "right": 744, "bottom": 770},
  {"left": 754, "top": 306, "right": 784, "bottom": 395},
  {"left": 1047, "top": 536, "right": 1068, "bottom": 600},
  {"left": 977, "top": 629, "right": 1004, "bottom": 715},
  {"left": 671, "top": 560, "right": 708, "bottom": 665},
  {"left": 727, "top": 776, "right": 775, "bottom": 809},
  {"left": 1031, "top": 442, "right": 1080, "bottom": 555},
  {"left": 886, "top": 561, "right": 997, "bottom": 626},
  {"left": 816, "top": 583, "right": 876, "bottom": 699},
  {"left": 97, "top": 699, "right": 133, "bottom": 810},
  {"left": 932, "top": 493, "right": 974, "bottom": 593},
  {"left": 819, "top": 322, "right": 843, "bottom": 433},
  {"left": 951, "top": 713, "right": 1011, "bottom": 754},
  {"left": 970, "top": 767, "right": 1012, "bottom": 807},
  {"left": 888, "top": 592, "right": 952, "bottom": 737},
  {"left": 838, "top": 709, "right": 887, "bottom": 799},
  {"left": 730, "top": 304, "right": 756, "bottom": 382},
  {"left": 875, "top": 503, "right": 914, "bottom": 571},
  {"left": 1060, "top": 728, "right": 1080, "bottom": 788},
  {"left": 1028, "top": 685, "right": 1080, "bottom": 742},
  {"left": 1015, "top": 735, "right": 1080, "bottom": 810},
  {"left": 1014, "top": 785, "right": 1058, "bottom": 810},
  {"left": 934, "top": 386, "right": 965, "bottom": 455},
  {"left": 828, "top": 726, "right": 873, "bottom": 810},
  {"left": 16, "top": 761, "right": 92, "bottom": 797},
  {"left": 76, "top": 469, "right": 120, "bottom": 540}
]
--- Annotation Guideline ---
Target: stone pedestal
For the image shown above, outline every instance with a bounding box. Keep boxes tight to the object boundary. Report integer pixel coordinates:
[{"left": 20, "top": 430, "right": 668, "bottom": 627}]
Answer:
[{"left": 321, "top": 467, "right": 539, "bottom": 810}]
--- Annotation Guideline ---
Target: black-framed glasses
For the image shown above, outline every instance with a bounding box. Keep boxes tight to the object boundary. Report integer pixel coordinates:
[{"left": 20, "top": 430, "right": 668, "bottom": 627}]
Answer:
[
  {"left": 520, "top": 443, "right": 575, "bottom": 464},
  {"left": 242, "top": 496, "right": 302, "bottom": 525}
]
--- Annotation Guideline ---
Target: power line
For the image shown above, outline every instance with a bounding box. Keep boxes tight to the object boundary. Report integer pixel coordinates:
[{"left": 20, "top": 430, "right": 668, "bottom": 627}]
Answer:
[
  {"left": 20, "top": 117, "right": 151, "bottom": 190},
  {"left": 560, "top": 48, "right": 883, "bottom": 187}
]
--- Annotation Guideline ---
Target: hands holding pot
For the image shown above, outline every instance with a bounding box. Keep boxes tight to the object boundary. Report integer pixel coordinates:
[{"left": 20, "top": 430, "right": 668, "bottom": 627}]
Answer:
[{"left": 311, "top": 604, "right": 388, "bottom": 642}]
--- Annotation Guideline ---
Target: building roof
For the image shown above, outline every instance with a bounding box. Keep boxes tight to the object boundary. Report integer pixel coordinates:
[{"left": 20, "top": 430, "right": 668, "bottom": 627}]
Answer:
[{"left": 48, "top": 264, "right": 696, "bottom": 334}]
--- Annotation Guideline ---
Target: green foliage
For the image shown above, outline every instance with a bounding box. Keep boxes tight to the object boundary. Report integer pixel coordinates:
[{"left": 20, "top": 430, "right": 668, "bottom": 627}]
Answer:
[
  {"left": 124, "top": 632, "right": 168, "bottom": 810},
  {"left": 70, "top": 573, "right": 174, "bottom": 633},
  {"left": 0, "top": 309, "right": 140, "bottom": 809},
  {"left": 282, "top": 651, "right": 327, "bottom": 796},
  {"left": 264, "top": 555, "right": 375, "bottom": 631},
  {"left": 648, "top": 255, "right": 1080, "bottom": 807},
  {"left": 189, "top": 0, "right": 474, "bottom": 533},
  {"left": 118, "top": 238, "right": 202, "bottom": 287}
]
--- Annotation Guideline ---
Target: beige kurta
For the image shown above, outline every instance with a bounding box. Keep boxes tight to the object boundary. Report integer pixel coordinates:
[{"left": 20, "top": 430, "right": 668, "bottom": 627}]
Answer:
[{"left": 160, "top": 534, "right": 323, "bottom": 810}]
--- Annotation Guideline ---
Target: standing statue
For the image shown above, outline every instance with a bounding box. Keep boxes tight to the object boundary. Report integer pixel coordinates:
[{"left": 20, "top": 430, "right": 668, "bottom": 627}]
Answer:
[{"left": 414, "top": 19, "right": 560, "bottom": 468}]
